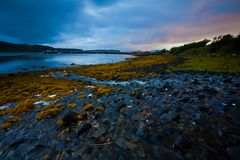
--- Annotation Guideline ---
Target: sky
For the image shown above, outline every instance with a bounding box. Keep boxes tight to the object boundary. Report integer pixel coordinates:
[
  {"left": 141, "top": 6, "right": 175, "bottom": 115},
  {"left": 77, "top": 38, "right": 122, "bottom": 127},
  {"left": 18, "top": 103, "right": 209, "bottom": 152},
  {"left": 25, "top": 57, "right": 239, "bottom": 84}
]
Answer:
[{"left": 0, "top": 0, "right": 240, "bottom": 51}]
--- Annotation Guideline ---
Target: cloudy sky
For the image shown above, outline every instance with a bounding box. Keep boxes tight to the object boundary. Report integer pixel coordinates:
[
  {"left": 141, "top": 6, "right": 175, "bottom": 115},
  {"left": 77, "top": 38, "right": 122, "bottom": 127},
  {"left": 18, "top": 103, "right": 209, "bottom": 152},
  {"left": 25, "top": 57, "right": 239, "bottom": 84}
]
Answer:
[{"left": 0, "top": 0, "right": 240, "bottom": 51}]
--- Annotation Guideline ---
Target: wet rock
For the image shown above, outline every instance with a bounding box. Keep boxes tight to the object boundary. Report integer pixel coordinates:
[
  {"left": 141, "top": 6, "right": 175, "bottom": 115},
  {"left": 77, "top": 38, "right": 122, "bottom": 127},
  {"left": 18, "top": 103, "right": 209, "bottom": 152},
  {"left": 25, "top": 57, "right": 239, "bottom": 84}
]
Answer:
[
  {"left": 226, "top": 146, "right": 240, "bottom": 160},
  {"left": 62, "top": 111, "right": 79, "bottom": 126},
  {"left": 223, "top": 78, "right": 232, "bottom": 83},
  {"left": 92, "top": 127, "right": 107, "bottom": 138},
  {"left": 125, "top": 141, "right": 137, "bottom": 150},
  {"left": 203, "top": 86, "right": 219, "bottom": 94},
  {"left": 77, "top": 123, "right": 92, "bottom": 135},
  {"left": 115, "top": 137, "right": 127, "bottom": 149},
  {"left": 174, "top": 133, "right": 192, "bottom": 151},
  {"left": 192, "top": 79, "right": 201, "bottom": 85},
  {"left": 160, "top": 112, "right": 179, "bottom": 121},
  {"left": 180, "top": 95, "right": 190, "bottom": 103},
  {"left": 135, "top": 93, "right": 142, "bottom": 100},
  {"left": 136, "top": 127, "right": 147, "bottom": 137},
  {"left": 136, "top": 147, "right": 146, "bottom": 158},
  {"left": 199, "top": 105, "right": 210, "bottom": 112},
  {"left": 134, "top": 113, "right": 145, "bottom": 121}
]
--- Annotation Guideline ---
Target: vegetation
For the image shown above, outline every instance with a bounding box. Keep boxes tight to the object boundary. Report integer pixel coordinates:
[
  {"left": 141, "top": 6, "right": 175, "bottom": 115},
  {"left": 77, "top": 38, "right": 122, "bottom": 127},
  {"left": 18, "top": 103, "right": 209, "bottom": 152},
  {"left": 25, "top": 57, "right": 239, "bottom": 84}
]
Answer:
[
  {"left": 167, "top": 34, "right": 240, "bottom": 73},
  {"left": 67, "top": 102, "right": 77, "bottom": 108},
  {"left": 61, "top": 55, "right": 176, "bottom": 80},
  {"left": 94, "top": 106, "right": 106, "bottom": 112},
  {"left": 83, "top": 104, "right": 94, "bottom": 111},
  {"left": 0, "top": 73, "right": 87, "bottom": 120},
  {"left": 170, "top": 39, "right": 210, "bottom": 55},
  {"left": 170, "top": 34, "right": 240, "bottom": 56},
  {"left": 36, "top": 108, "right": 61, "bottom": 120},
  {"left": 169, "top": 55, "right": 240, "bottom": 73},
  {"left": 0, "top": 41, "right": 53, "bottom": 52},
  {"left": 1, "top": 117, "right": 21, "bottom": 129},
  {"left": 209, "top": 34, "right": 240, "bottom": 55}
]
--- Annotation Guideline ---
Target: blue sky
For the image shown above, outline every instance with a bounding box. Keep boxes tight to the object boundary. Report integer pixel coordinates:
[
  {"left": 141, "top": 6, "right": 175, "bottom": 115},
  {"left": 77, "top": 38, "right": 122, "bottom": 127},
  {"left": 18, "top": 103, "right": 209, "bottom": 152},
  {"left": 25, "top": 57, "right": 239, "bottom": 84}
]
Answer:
[{"left": 0, "top": 0, "right": 240, "bottom": 51}]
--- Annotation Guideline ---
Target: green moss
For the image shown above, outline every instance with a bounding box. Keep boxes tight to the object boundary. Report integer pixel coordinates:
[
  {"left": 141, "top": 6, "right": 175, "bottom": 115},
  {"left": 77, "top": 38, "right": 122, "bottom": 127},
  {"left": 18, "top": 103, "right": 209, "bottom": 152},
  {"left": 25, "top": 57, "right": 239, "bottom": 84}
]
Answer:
[{"left": 169, "top": 55, "right": 240, "bottom": 73}]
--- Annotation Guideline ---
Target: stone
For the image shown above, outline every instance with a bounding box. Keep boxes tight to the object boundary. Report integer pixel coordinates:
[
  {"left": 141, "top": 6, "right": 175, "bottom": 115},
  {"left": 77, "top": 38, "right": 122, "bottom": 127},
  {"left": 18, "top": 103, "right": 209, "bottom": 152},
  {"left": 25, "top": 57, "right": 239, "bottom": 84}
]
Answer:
[
  {"left": 134, "top": 113, "right": 145, "bottom": 120},
  {"left": 77, "top": 123, "right": 92, "bottom": 135},
  {"left": 115, "top": 137, "right": 127, "bottom": 149},
  {"left": 160, "top": 112, "right": 179, "bottom": 121},
  {"left": 125, "top": 141, "right": 137, "bottom": 150},
  {"left": 62, "top": 111, "right": 79, "bottom": 126},
  {"left": 174, "top": 134, "right": 192, "bottom": 151},
  {"left": 136, "top": 148, "right": 146, "bottom": 158},
  {"left": 223, "top": 78, "right": 232, "bottom": 83},
  {"left": 226, "top": 146, "right": 240, "bottom": 160},
  {"left": 92, "top": 127, "right": 107, "bottom": 138},
  {"left": 180, "top": 95, "right": 190, "bottom": 103},
  {"left": 203, "top": 86, "right": 219, "bottom": 95}
]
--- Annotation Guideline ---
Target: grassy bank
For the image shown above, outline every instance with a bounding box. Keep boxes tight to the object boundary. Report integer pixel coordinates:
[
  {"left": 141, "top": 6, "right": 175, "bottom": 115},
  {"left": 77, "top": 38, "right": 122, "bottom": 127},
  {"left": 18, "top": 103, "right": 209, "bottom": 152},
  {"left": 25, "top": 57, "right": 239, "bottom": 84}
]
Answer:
[{"left": 168, "top": 55, "right": 240, "bottom": 73}]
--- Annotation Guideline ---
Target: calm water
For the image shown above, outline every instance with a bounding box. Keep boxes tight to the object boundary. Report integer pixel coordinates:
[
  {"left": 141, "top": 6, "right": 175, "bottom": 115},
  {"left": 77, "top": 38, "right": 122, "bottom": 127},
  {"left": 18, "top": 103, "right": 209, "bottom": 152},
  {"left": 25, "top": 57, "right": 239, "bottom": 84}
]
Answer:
[{"left": 0, "top": 53, "right": 134, "bottom": 74}]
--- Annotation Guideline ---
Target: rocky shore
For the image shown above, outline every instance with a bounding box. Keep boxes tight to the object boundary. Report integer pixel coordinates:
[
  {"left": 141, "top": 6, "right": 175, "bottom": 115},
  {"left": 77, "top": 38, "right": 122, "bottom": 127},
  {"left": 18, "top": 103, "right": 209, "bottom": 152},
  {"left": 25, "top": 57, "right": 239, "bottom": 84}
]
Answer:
[{"left": 0, "top": 72, "right": 240, "bottom": 160}]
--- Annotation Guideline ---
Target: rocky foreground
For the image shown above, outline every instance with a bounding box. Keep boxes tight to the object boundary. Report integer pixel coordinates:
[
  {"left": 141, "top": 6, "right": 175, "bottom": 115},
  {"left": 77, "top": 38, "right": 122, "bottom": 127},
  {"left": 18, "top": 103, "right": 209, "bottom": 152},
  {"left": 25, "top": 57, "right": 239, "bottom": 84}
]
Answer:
[{"left": 0, "top": 72, "right": 240, "bottom": 160}]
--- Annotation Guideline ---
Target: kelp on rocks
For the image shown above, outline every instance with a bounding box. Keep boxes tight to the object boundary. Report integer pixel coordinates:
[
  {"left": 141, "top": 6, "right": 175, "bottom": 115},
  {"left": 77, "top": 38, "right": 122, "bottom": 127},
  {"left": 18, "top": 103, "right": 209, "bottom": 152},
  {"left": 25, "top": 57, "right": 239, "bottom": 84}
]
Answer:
[{"left": 60, "top": 55, "right": 176, "bottom": 81}]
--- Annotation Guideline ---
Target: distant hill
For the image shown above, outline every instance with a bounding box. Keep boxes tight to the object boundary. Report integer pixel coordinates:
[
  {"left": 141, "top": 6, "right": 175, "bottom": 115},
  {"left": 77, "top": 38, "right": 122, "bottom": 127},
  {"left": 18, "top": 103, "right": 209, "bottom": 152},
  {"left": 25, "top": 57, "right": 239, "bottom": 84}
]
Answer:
[
  {"left": 0, "top": 41, "right": 54, "bottom": 52},
  {"left": 0, "top": 41, "right": 123, "bottom": 54},
  {"left": 0, "top": 41, "right": 84, "bottom": 53}
]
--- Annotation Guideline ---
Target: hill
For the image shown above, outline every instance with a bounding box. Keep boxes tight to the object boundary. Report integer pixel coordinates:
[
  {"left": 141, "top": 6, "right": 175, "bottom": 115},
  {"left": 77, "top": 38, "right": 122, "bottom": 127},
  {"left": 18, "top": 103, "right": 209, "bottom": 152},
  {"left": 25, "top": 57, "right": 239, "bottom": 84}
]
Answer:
[
  {"left": 0, "top": 41, "right": 83, "bottom": 53},
  {"left": 169, "top": 34, "right": 240, "bottom": 56}
]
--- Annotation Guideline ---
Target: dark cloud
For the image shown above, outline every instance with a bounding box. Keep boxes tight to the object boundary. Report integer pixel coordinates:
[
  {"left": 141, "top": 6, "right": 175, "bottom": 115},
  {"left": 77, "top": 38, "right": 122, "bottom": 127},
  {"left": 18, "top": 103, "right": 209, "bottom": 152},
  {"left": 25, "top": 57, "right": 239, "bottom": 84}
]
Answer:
[
  {"left": 0, "top": 0, "right": 82, "bottom": 43},
  {"left": 0, "top": 0, "right": 239, "bottom": 50}
]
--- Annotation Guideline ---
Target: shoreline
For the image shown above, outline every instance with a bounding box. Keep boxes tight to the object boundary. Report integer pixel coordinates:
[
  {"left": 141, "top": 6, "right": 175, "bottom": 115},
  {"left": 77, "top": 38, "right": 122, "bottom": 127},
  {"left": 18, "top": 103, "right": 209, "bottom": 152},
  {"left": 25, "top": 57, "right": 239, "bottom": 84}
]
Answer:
[{"left": 0, "top": 54, "right": 240, "bottom": 159}]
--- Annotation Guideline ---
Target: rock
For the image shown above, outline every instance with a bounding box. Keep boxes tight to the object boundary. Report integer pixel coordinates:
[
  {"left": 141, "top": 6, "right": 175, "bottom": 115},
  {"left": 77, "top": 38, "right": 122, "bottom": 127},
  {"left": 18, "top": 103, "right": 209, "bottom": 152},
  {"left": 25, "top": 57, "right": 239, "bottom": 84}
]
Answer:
[
  {"left": 160, "top": 112, "right": 179, "bottom": 121},
  {"left": 77, "top": 123, "right": 92, "bottom": 135},
  {"left": 192, "top": 79, "right": 201, "bottom": 85},
  {"left": 226, "top": 146, "right": 240, "bottom": 160},
  {"left": 223, "top": 78, "right": 232, "bottom": 83},
  {"left": 92, "top": 127, "right": 107, "bottom": 138},
  {"left": 115, "top": 137, "right": 127, "bottom": 149},
  {"left": 174, "top": 133, "right": 192, "bottom": 151},
  {"left": 125, "top": 141, "right": 137, "bottom": 150},
  {"left": 62, "top": 111, "right": 79, "bottom": 126},
  {"left": 134, "top": 113, "right": 145, "bottom": 120},
  {"left": 180, "top": 95, "right": 190, "bottom": 103},
  {"left": 203, "top": 86, "right": 219, "bottom": 94},
  {"left": 136, "top": 147, "right": 146, "bottom": 158},
  {"left": 135, "top": 93, "right": 142, "bottom": 100},
  {"left": 199, "top": 105, "right": 210, "bottom": 112},
  {"left": 136, "top": 127, "right": 147, "bottom": 137},
  {"left": 71, "top": 63, "right": 76, "bottom": 65}
]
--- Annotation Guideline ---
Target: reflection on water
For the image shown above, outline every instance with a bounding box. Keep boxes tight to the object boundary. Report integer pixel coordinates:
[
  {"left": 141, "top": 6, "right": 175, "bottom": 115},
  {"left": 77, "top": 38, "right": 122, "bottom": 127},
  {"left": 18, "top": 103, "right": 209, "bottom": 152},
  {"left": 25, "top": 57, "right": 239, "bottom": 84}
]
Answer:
[{"left": 0, "top": 53, "right": 134, "bottom": 74}]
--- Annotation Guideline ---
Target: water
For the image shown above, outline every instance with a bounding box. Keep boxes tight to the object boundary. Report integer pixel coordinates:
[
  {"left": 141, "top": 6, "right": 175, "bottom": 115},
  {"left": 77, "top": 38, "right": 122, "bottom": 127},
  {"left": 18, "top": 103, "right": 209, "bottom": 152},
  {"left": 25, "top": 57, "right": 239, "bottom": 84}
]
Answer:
[{"left": 0, "top": 53, "right": 134, "bottom": 74}]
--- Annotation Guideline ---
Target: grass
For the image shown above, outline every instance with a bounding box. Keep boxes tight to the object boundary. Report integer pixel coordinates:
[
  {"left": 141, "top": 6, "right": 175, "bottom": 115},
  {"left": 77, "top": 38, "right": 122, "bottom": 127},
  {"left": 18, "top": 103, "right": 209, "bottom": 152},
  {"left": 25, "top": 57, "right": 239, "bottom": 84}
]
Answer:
[{"left": 168, "top": 55, "right": 240, "bottom": 73}]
